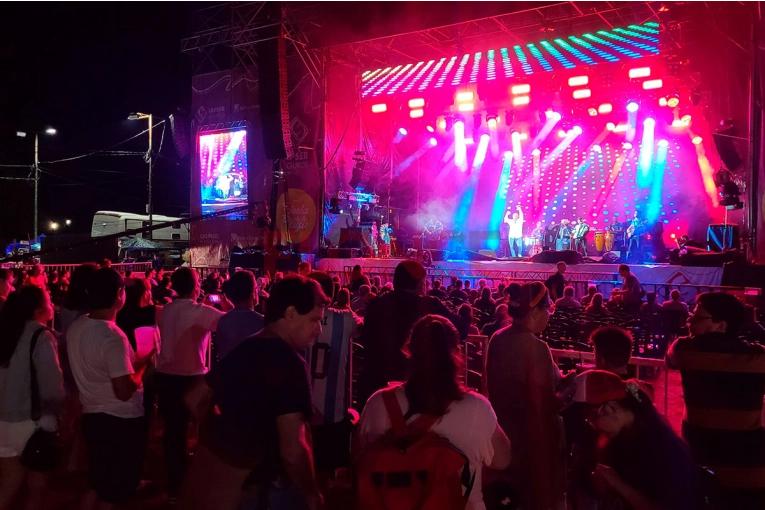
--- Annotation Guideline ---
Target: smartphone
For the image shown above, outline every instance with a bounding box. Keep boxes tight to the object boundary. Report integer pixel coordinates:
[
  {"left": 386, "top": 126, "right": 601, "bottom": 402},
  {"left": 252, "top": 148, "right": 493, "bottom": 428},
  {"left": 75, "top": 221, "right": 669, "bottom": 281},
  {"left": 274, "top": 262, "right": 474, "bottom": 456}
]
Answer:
[{"left": 208, "top": 293, "right": 221, "bottom": 304}]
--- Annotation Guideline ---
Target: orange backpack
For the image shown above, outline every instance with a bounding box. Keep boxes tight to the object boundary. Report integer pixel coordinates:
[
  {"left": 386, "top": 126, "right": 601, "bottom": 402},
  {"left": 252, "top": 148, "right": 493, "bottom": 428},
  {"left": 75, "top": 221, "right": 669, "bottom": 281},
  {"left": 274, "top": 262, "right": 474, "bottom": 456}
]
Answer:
[{"left": 354, "top": 388, "right": 475, "bottom": 510}]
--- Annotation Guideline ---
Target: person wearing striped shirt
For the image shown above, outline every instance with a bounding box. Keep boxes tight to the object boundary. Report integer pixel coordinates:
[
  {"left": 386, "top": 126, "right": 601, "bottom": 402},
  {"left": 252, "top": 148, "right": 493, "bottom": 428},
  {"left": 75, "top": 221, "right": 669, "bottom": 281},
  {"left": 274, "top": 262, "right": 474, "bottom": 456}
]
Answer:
[
  {"left": 667, "top": 292, "right": 765, "bottom": 509},
  {"left": 306, "top": 272, "right": 362, "bottom": 473}
]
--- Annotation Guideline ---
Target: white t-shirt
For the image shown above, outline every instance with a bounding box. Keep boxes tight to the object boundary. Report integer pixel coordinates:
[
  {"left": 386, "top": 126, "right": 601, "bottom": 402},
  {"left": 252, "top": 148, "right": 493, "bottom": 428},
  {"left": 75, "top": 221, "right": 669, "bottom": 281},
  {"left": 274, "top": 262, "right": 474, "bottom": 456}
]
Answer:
[
  {"left": 66, "top": 316, "right": 143, "bottom": 419},
  {"left": 357, "top": 386, "right": 497, "bottom": 510},
  {"left": 156, "top": 299, "right": 224, "bottom": 376}
]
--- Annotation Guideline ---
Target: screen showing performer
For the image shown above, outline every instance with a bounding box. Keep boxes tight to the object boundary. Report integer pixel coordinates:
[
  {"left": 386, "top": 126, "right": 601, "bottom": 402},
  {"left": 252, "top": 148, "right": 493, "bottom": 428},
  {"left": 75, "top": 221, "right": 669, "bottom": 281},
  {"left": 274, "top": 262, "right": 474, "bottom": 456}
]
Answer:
[
  {"left": 199, "top": 129, "right": 249, "bottom": 218},
  {"left": 504, "top": 204, "right": 524, "bottom": 257}
]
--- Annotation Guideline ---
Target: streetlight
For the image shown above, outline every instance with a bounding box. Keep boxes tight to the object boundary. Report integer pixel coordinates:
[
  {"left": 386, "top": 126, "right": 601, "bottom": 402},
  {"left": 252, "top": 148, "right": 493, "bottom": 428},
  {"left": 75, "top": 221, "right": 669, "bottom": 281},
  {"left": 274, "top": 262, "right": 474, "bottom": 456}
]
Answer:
[
  {"left": 128, "top": 112, "right": 154, "bottom": 238},
  {"left": 65, "top": 219, "right": 72, "bottom": 226},
  {"left": 49, "top": 222, "right": 59, "bottom": 231},
  {"left": 17, "top": 128, "right": 56, "bottom": 241}
]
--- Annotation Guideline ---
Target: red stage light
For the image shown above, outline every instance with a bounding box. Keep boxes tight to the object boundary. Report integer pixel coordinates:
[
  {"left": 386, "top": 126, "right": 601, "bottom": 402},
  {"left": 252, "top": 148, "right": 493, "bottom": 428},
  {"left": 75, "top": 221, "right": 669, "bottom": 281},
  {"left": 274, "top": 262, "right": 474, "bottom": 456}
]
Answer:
[
  {"left": 588, "top": 108, "right": 598, "bottom": 116},
  {"left": 598, "top": 103, "right": 613, "bottom": 114},
  {"left": 643, "top": 79, "right": 663, "bottom": 90},
  {"left": 410, "top": 109, "right": 424, "bottom": 118},
  {"left": 692, "top": 136, "right": 703, "bottom": 145},
  {"left": 511, "top": 84, "right": 530, "bottom": 95},
  {"left": 512, "top": 96, "right": 530, "bottom": 106},
  {"left": 426, "top": 125, "right": 435, "bottom": 133},
  {"left": 572, "top": 89, "right": 591, "bottom": 99},
  {"left": 658, "top": 97, "right": 668, "bottom": 107},
  {"left": 568, "top": 76, "right": 589, "bottom": 87},
  {"left": 371, "top": 103, "right": 387, "bottom": 113},
  {"left": 408, "top": 98, "right": 425, "bottom": 108},
  {"left": 629, "top": 67, "right": 651, "bottom": 78}
]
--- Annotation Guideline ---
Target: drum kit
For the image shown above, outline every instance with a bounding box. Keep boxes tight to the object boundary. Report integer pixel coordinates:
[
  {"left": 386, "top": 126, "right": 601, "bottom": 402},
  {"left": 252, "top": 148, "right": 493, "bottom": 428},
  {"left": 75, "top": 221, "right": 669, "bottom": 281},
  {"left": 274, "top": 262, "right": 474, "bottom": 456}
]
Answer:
[{"left": 528, "top": 236, "right": 543, "bottom": 256}]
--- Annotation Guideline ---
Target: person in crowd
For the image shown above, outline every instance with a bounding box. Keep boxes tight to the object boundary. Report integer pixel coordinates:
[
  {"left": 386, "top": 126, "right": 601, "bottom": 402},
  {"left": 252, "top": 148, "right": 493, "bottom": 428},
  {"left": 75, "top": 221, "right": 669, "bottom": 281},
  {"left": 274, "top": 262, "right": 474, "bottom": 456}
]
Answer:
[
  {"left": 59, "top": 270, "right": 71, "bottom": 287},
  {"left": 544, "top": 261, "right": 566, "bottom": 301},
  {"left": 554, "top": 285, "right": 582, "bottom": 309},
  {"left": 67, "top": 268, "right": 155, "bottom": 510},
  {"left": 331, "top": 282, "right": 340, "bottom": 304},
  {"left": 155, "top": 267, "right": 231, "bottom": 502},
  {"left": 423, "top": 279, "right": 431, "bottom": 295},
  {"left": 358, "top": 260, "right": 466, "bottom": 408},
  {"left": 580, "top": 285, "right": 597, "bottom": 308},
  {"left": 145, "top": 268, "right": 158, "bottom": 289},
  {"left": 478, "top": 278, "right": 488, "bottom": 290},
  {"left": 25, "top": 265, "right": 46, "bottom": 290},
  {"left": 464, "top": 280, "right": 471, "bottom": 292},
  {"left": 458, "top": 304, "right": 480, "bottom": 336},
  {"left": 349, "top": 265, "right": 370, "bottom": 294},
  {"left": 116, "top": 279, "right": 161, "bottom": 352},
  {"left": 492, "top": 282, "right": 506, "bottom": 301},
  {"left": 585, "top": 293, "right": 609, "bottom": 316},
  {"left": 297, "top": 261, "right": 311, "bottom": 277},
  {"left": 0, "top": 268, "right": 14, "bottom": 311},
  {"left": 505, "top": 283, "right": 522, "bottom": 318},
  {"left": 570, "top": 370, "right": 696, "bottom": 509},
  {"left": 0, "top": 286, "right": 65, "bottom": 510},
  {"left": 485, "top": 281, "right": 575, "bottom": 510},
  {"left": 427, "top": 279, "right": 448, "bottom": 299},
  {"left": 356, "top": 315, "right": 511, "bottom": 510},
  {"left": 447, "top": 276, "right": 459, "bottom": 293},
  {"left": 612, "top": 264, "right": 643, "bottom": 314},
  {"left": 99, "top": 259, "right": 112, "bottom": 269},
  {"left": 591, "top": 326, "right": 633, "bottom": 378},
  {"left": 449, "top": 279, "right": 468, "bottom": 303},
  {"left": 334, "top": 288, "right": 351, "bottom": 311},
  {"left": 305, "top": 272, "right": 362, "bottom": 479},
  {"left": 667, "top": 292, "right": 765, "bottom": 508},
  {"left": 154, "top": 275, "right": 176, "bottom": 304},
  {"left": 351, "top": 285, "right": 370, "bottom": 313},
  {"left": 481, "top": 304, "right": 511, "bottom": 339},
  {"left": 473, "top": 287, "right": 497, "bottom": 321},
  {"left": 214, "top": 270, "right": 264, "bottom": 361},
  {"left": 59, "top": 264, "right": 100, "bottom": 337},
  {"left": 12, "top": 270, "right": 27, "bottom": 292},
  {"left": 661, "top": 289, "right": 689, "bottom": 314},
  {"left": 641, "top": 291, "right": 662, "bottom": 314},
  {"left": 180, "top": 276, "right": 329, "bottom": 510}
]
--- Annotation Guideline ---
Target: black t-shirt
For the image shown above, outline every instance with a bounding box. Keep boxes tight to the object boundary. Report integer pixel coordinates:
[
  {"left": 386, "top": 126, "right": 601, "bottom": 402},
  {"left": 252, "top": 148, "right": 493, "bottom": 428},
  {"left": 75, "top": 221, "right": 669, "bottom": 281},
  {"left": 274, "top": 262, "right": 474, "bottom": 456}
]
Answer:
[
  {"left": 545, "top": 273, "right": 565, "bottom": 301},
  {"left": 116, "top": 305, "right": 157, "bottom": 351},
  {"left": 204, "top": 336, "right": 313, "bottom": 476}
]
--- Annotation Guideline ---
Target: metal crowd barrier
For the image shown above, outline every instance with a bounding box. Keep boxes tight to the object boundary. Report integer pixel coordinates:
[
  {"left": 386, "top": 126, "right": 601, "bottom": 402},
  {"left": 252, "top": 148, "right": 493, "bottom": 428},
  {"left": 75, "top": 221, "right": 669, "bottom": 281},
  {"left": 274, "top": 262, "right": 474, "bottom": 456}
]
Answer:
[{"left": 1, "top": 261, "right": 153, "bottom": 274}]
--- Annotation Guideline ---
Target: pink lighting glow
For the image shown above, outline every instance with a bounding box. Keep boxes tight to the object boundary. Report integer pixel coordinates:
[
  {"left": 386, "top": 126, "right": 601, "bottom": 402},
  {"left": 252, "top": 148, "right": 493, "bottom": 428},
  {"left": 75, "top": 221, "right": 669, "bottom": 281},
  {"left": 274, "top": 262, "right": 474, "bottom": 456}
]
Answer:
[
  {"left": 598, "top": 103, "right": 613, "bottom": 114},
  {"left": 642, "top": 79, "right": 663, "bottom": 90},
  {"left": 629, "top": 67, "right": 651, "bottom": 78},
  {"left": 568, "top": 76, "right": 589, "bottom": 87},
  {"left": 511, "top": 84, "right": 530, "bottom": 95},
  {"left": 512, "top": 96, "right": 530, "bottom": 106},
  {"left": 199, "top": 129, "right": 249, "bottom": 217},
  {"left": 371, "top": 104, "right": 387, "bottom": 113},
  {"left": 408, "top": 98, "right": 425, "bottom": 108},
  {"left": 572, "top": 89, "right": 591, "bottom": 99},
  {"left": 409, "top": 109, "right": 424, "bottom": 118}
]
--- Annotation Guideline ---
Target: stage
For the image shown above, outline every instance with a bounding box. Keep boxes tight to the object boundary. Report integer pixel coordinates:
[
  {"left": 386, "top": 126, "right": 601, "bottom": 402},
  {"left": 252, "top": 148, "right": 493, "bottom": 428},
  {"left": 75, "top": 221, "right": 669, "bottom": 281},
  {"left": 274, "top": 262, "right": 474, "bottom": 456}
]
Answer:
[{"left": 316, "top": 257, "right": 724, "bottom": 288}]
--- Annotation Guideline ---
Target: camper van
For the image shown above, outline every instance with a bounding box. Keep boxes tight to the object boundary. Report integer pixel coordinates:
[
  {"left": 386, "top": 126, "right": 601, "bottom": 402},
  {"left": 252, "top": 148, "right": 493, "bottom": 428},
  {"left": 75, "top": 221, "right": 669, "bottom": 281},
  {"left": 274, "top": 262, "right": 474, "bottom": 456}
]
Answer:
[{"left": 91, "top": 211, "right": 189, "bottom": 244}]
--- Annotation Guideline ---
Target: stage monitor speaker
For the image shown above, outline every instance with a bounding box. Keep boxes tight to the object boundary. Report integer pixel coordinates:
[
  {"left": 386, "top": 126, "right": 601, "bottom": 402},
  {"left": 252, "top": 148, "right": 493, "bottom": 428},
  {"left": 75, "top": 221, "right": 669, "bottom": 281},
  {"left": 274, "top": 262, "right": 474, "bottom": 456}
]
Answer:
[
  {"left": 327, "top": 248, "right": 361, "bottom": 259},
  {"left": 531, "top": 250, "right": 584, "bottom": 265},
  {"left": 600, "top": 251, "right": 621, "bottom": 264},
  {"left": 465, "top": 250, "right": 496, "bottom": 261},
  {"left": 430, "top": 249, "right": 448, "bottom": 262},
  {"left": 679, "top": 250, "right": 742, "bottom": 267},
  {"left": 478, "top": 249, "right": 497, "bottom": 259},
  {"left": 257, "top": 35, "right": 293, "bottom": 160}
]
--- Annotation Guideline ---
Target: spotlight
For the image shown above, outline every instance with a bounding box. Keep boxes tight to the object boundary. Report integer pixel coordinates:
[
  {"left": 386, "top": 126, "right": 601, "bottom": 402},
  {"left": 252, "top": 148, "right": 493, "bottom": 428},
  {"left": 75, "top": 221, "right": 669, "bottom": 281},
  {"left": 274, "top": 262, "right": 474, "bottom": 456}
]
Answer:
[
  {"left": 626, "top": 101, "right": 639, "bottom": 113},
  {"left": 486, "top": 110, "right": 498, "bottom": 123},
  {"left": 606, "top": 122, "right": 616, "bottom": 131},
  {"left": 659, "top": 97, "right": 668, "bottom": 107},
  {"left": 398, "top": 127, "right": 408, "bottom": 136},
  {"left": 545, "top": 110, "right": 562, "bottom": 121},
  {"left": 681, "top": 114, "right": 692, "bottom": 124},
  {"left": 692, "top": 136, "right": 703, "bottom": 145},
  {"left": 531, "top": 148, "right": 541, "bottom": 156},
  {"left": 503, "top": 151, "right": 514, "bottom": 160},
  {"left": 588, "top": 108, "right": 598, "bottom": 117},
  {"left": 658, "top": 139, "right": 669, "bottom": 148},
  {"left": 426, "top": 125, "right": 435, "bottom": 133},
  {"left": 667, "top": 93, "right": 680, "bottom": 108},
  {"left": 572, "top": 126, "right": 583, "bottom": 135},
  {"left": 592, "top": 144, "right": 602, "bottom": 152},
  {"left": 557, "top": 129, "right": 567, "bottom": 138},
  {"left": 644, "top": 118, "right": 656, "bottom": 128},
  {"left": 429, "top": 137, "right": 438, "bottom": 146},
  {"left": 511, "top": 130, "right": 521, "bottom": 141},
  {"left": 598, "top": 103, "right": 613, "bottom": 114},
  {"left": 438, "top": 119, "right": 447, "bottom": 130},
  {"left": 623, "top": 142, "right": 633, "bottom": 150}
]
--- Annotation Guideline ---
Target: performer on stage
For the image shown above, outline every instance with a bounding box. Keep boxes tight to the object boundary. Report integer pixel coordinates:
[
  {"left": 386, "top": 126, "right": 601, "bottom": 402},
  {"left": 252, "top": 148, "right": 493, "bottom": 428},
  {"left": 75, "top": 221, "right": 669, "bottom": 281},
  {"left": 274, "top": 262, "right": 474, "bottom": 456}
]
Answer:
[
  {"left": 626, "top": 211, "right": 647, "bottom": 263},
  {"left": 572, "top": 217, "right": 590, "bottom": 256},
  {"left": 424, "top": 217, "right": 444, "bottom": 238},
  {"left": 555, "top": 219, "right": 572, "bottom": 251},
  {"left": 504, "top": 204, "right": 524, "bottom": 257}
]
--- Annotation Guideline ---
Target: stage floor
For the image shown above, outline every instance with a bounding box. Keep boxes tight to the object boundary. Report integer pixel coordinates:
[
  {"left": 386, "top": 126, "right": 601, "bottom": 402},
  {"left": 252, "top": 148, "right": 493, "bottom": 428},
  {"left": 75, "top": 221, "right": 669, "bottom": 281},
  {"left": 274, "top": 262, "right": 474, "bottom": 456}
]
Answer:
[{"left": 316, "top": 257, "right": 724, "bottom": 287}]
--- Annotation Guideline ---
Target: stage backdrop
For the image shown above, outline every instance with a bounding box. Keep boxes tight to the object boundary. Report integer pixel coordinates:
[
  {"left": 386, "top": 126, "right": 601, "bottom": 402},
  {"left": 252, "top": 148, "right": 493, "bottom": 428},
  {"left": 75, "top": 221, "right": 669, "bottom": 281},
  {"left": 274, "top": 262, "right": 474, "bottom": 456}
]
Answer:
[{"left": 189, "top": 52, "right": 322, "bottom": 266}]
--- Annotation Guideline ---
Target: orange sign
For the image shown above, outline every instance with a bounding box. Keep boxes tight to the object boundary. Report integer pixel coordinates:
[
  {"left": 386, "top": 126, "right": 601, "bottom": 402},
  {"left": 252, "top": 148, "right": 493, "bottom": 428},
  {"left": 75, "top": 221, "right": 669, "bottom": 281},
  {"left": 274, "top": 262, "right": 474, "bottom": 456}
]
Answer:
[{"left": 276, "top": 188, "right": 316, "bottom": 244}]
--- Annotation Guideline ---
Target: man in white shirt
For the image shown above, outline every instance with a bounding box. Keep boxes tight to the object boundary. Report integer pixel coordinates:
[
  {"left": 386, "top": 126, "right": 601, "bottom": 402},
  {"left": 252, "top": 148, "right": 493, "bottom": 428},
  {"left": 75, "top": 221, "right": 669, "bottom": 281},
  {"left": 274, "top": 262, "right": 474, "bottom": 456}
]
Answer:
[
  {"left": 156, "top": 267, "right": 229, "bottom": 500},
  {"left": 504, "top": 204, "right": 524, "bottom": 257},
  {"left": 67, "top": 268, "right": 154, "bottom": 508}
]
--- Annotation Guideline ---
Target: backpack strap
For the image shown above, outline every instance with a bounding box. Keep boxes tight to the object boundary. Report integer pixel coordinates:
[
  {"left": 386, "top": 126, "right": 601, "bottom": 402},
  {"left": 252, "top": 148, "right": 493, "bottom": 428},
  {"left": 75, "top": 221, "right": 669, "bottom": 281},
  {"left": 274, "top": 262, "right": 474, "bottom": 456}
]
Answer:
[
  {"left": 381, "top": 388, "right": 409, "bottom": 438},
  {"left": 29, "top": 327, "right": 51, "bottom": 422}
]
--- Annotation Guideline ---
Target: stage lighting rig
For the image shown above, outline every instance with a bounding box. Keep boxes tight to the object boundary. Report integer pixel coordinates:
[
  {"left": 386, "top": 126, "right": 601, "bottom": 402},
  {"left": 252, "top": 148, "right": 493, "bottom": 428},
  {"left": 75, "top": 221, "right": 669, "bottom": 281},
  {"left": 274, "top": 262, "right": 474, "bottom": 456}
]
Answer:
[
  {"left": 445, "top": 115, "right": 454, "bottom": 132},
  {"left": 474, "top": 112, "right": 483, "bottom": 128},
  {"left": 666, "top": 92, "right": 680, "bottom": 108},
  {"left": 504, "top": 110, "right": 514, "bottom": 125},
  {"left": 714, "top": 167, "right": 743, "bottom": 210}
]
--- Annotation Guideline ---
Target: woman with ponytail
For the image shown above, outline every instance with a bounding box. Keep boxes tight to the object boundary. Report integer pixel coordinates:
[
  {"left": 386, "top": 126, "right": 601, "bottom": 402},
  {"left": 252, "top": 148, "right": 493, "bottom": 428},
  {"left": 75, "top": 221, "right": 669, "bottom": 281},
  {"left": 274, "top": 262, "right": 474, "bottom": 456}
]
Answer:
[
  {"left": 0, "top": 286, "right": 65, "bottom": 509},
  {"left": 485, "top": 281, "right": 575, "bottom": 510},
  {"left": 356, "top": 315, "right": 511, "bottom": 510}
]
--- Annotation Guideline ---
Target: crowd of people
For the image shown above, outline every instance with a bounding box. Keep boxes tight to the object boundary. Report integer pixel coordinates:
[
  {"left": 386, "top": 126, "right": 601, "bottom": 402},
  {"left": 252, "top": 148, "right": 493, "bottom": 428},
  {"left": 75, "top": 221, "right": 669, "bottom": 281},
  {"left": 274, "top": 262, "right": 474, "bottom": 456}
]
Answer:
[{"left": 0, "top": 259, "right": 763, "bottom": 510}]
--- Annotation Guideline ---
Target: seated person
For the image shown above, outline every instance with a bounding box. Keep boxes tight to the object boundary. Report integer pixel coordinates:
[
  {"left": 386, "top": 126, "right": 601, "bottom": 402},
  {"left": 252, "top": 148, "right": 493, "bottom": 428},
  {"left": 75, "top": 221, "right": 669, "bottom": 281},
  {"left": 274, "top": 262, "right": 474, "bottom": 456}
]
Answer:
[
  {"left": 585, "top": 293, "right": 609, "bottom": 316},
  {"left": 591, "top": 326, "right": 633, "bottom": 379},
  {"left": 661, "top": 289, "right": 689, "bottom": 314},
  {"left": 481, "top": 304, "right": 511, "bottom": 339},
  {"left": 448, "top": 280, "right": 468, "bottom": 303},
  {"left": 641, "top": 291, "right": 662, "bottom": 314},
  {"left": 580, "top": 285, "right": 597, "bottom": 308},
  {"left": 458, "top": 304, "right": 480, "bottom": 336},
  {"left": 554, "top": 286, "right": 582, "bottom": 309}
]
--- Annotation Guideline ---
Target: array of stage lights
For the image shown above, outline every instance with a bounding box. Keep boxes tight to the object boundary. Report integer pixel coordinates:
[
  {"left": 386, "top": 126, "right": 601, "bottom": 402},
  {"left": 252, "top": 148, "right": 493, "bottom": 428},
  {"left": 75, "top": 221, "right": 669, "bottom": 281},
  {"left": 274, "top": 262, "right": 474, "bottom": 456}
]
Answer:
[{"left": 361, "top": 22, "right": 659, "bottom": 97}]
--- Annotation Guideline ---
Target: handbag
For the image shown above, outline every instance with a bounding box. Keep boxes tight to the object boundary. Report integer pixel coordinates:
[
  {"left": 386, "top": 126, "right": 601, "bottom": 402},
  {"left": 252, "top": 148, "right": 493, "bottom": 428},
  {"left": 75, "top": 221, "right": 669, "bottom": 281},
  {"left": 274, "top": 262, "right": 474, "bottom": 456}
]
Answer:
[{"left": 20, "top": 327, "right": 61, "bottom": 472}]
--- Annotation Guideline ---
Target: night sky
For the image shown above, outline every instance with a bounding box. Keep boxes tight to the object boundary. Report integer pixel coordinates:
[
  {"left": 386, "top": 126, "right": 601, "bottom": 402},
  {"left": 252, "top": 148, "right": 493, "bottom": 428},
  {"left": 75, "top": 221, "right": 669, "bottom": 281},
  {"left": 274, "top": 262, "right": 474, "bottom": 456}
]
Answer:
[{"left": 0, "top": 3, "right": 194, "bottom": 245}]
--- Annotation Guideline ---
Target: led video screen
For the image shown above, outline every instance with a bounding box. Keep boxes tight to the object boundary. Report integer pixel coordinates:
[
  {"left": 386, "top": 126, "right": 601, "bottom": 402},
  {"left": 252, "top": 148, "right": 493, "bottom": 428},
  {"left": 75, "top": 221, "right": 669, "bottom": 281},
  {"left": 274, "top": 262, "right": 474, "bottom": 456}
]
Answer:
[{"left": 199, "top": 129, "right": 249, "bottom": 218}]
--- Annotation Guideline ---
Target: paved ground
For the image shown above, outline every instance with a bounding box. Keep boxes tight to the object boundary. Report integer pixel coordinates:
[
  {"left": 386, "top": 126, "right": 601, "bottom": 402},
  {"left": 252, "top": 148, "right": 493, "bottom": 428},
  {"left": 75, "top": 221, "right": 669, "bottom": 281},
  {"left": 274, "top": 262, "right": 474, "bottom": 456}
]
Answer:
[{"left": 19, "top": 369, "right": 685, "bottom": 510}]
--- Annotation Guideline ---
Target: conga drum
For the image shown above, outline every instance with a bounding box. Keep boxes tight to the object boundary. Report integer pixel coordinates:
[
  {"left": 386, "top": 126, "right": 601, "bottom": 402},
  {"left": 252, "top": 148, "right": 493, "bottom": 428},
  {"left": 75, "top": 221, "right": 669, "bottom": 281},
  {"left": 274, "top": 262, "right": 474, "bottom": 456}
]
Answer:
[
  {"left": 594, "top": 232, "right": 605, "bottom": 252},
  {"left": 604, "top": 231, "right": 613, "bottom": 251}
]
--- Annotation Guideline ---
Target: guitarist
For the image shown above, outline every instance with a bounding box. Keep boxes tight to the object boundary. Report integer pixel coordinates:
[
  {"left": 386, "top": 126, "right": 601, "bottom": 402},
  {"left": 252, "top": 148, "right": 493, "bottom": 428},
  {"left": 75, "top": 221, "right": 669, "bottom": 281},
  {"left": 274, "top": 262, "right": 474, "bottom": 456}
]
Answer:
[
  {"left": 572, "top": 217, "right": 590, "bottom": 256},
  {"left": 626, "top": 211, "right": 646, "bottom": 263}
]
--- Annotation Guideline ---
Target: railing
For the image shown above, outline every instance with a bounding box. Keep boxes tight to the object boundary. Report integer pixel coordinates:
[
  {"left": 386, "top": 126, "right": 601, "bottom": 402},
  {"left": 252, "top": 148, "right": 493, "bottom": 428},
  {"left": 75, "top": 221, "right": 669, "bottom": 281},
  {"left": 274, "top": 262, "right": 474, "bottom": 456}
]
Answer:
[{"left": 0, "top": 261, "right": 153, "bottom": 274}]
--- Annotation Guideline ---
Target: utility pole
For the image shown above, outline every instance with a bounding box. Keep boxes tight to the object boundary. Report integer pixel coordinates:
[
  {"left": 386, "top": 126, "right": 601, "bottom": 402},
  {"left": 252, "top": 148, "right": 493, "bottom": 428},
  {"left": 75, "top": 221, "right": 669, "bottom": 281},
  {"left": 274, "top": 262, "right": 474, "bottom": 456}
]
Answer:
[
  {"left": 148, "top": 113, "right": 153, "bottom": 239},
  {"left": 34, "top": 133, "right": 39, "bottom": 241}
]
